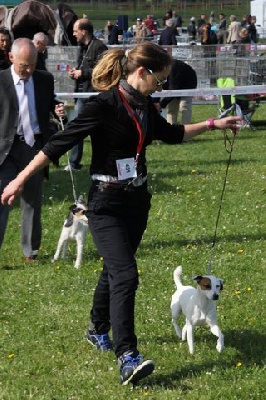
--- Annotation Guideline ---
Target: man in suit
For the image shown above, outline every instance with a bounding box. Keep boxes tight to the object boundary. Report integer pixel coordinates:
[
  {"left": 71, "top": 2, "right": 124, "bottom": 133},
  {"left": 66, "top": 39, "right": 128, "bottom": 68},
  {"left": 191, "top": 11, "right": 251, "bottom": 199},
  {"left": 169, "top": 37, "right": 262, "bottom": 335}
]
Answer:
[
  {"left": 0, "top": 38, "right": 65, "bottom": 262},
  {"left": 65, "top": 18, "right": 108, "bottom": 171}
]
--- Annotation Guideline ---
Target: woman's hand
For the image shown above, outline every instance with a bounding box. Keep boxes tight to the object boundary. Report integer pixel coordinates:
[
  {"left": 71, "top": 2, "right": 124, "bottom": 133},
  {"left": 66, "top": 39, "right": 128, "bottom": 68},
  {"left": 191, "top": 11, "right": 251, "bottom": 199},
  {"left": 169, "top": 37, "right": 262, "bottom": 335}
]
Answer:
[{"left": 214, "top": 116, "right": 244, "bottom": 133}]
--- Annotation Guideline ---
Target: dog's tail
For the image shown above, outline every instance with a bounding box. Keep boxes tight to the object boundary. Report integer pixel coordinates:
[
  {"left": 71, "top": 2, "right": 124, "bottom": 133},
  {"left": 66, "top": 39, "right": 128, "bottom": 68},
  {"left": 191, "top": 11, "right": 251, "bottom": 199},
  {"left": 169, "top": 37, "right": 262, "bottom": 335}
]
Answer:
[{"left": 173, "top": 266, "right": 183, "bottom": 289}]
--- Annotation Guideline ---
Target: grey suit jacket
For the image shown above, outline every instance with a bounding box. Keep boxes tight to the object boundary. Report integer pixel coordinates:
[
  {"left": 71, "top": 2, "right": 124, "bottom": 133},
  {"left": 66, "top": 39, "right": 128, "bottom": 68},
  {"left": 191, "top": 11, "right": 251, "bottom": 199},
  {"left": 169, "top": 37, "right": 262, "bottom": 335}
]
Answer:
[{"left": 0, "top": 68, "right": 56, "bottom": 166}]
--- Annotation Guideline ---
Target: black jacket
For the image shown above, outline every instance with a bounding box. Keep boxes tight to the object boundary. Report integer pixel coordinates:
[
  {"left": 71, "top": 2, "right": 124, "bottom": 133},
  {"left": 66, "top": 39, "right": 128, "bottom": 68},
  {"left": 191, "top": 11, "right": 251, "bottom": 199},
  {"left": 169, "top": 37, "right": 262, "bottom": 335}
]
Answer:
[
  {"left": 75, "top": 37, "right": 108, "bottom": 92},
  {"left": 158, "top": 27, "right": 177, "bottom": 45},
  {"left": 43, "top": 87, "right": 185, "bottom": 177},
  {"left": 160, "top": 60, "right": 197, "bottom": 108}
]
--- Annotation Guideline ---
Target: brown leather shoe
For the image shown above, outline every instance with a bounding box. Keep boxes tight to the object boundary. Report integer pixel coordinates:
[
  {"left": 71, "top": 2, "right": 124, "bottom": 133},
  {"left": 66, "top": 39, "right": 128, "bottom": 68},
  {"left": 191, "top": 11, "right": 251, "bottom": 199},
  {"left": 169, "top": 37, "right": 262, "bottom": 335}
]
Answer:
[{"left": 25, "top": 255, "right": 38, "bottom": 262}]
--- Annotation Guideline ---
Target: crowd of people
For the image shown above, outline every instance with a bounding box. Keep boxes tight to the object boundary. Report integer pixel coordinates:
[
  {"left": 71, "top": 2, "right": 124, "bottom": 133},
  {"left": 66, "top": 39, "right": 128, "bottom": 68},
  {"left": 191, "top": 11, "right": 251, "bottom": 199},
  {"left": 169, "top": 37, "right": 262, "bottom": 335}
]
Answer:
[
  {"left": 105, "top": 10, "right": 259, "bottom": 46},
  {"left": 0, "top": 8, "right": 249, "bottom": 387}
]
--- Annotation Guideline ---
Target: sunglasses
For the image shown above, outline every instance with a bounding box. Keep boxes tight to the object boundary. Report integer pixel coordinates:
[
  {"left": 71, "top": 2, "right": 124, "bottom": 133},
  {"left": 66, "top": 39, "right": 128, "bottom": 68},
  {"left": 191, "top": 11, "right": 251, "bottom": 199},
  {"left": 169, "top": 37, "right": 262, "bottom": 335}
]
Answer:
[{"left": 146, "top": 68, "right": 168, "bottom": 87}]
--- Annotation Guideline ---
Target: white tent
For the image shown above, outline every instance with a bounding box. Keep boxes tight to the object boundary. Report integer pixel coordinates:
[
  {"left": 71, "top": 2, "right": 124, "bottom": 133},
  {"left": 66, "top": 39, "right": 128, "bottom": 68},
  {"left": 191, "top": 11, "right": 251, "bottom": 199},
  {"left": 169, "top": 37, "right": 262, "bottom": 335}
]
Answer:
[{"left": 251, "top": 0, "right": 266, "bottom": 27}]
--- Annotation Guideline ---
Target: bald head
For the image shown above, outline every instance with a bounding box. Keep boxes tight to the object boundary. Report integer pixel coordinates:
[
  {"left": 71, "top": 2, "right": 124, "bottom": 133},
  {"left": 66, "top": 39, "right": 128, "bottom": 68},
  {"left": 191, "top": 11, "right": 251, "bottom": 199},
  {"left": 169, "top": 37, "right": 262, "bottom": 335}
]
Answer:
[
  {"left": 9, "top": 38, "right": 38, "bottom": 80},
  {"left": 73, "top": 18, "right": 94, "bottom": 44}
]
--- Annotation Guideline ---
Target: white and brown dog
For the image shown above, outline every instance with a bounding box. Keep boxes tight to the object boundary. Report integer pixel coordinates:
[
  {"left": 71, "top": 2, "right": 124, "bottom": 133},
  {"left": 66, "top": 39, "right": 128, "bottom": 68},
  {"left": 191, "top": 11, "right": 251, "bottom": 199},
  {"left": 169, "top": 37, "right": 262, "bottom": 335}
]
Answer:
[
  {"left": 53, "top": 196, "right": 88, "bottom": 269},
  {"left": 171, "top": 266, "right": 224, "bottom": 354}
]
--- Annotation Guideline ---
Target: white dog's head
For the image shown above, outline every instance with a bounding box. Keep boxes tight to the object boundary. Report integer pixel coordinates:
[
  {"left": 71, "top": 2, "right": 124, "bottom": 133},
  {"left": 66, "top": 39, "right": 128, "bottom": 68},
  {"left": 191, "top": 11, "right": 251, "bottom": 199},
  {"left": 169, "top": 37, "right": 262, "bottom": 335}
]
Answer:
[
  {"left": 65, "top": 196, "right": 88, "bottom": 227},
  {"left": 192, "top": 275, "right": 223, "bottom": 301}
]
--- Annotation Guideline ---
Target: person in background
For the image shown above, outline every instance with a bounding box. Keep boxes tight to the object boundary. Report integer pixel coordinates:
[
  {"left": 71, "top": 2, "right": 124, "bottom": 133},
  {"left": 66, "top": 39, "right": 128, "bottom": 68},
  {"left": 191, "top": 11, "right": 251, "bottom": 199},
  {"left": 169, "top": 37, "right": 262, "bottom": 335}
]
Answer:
[
  {"left": 158, "top": 18, "right": 177, "bottom": 45},
  {"left": 162, "top": 10, "right": 172, "bottom": 26},
  {"left": 160, "top": 59, "right": 197, "bottom": 125},
  {"left": 105, "top": 20, "right": 119, "bottom": 45},
  {"left": 227, "top": 15, "right": 241, "bottom": 44},
  {"left": 248, "top": 15, "right": 258, "bottom": 44},
  {"left": 0, "top": 28, "right": 12, "bottom": 70},
  {"left": 172, "top": 10, "right": 183, "bottom": 28},
  {"left": 209, "top": 11, "right": 216, "bottom": 26},
  {"left": 197, "top": 14, "right": 206, "bottom": 40},
  {"left": 216, "top": 13, "right": 227, "bottom": 44},
  {"left": 145, "top": 15, "right": 154, "bottom": 32},
  {"left": 135, "top": 19, "right": 150, "bottom": 43},
  {"left": 201, "top": 22, "right": 218, "bottom": 45},
  {"left": 66, "top": 18, "right": 107, "bottom": 171},
  {"left": 187, "top": 16, "right": 197, "bottom": 42},
  {"left": 32, "top": 32, "right": 49, "bottom": 71},
  {"left": 0, "top": 38, "right": 65, "bottom": 262},
  {"left": 1, "top": 42, "right": 242, "bottom": 385}
]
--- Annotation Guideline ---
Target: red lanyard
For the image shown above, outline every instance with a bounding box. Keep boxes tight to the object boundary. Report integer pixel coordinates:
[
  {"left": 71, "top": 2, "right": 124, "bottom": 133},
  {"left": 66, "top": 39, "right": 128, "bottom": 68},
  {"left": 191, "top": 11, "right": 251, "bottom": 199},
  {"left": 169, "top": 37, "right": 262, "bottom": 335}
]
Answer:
[{"left": 118, "top": 88, "right": 145, "bottom": 164}]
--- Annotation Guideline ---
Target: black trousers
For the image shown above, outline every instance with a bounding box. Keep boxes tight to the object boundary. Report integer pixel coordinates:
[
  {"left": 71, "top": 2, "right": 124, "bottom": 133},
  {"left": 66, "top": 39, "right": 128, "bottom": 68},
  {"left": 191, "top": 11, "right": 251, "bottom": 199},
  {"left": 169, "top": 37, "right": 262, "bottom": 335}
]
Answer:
[{"left": 87, "top": 181, "right": 151, "bottom": 357}]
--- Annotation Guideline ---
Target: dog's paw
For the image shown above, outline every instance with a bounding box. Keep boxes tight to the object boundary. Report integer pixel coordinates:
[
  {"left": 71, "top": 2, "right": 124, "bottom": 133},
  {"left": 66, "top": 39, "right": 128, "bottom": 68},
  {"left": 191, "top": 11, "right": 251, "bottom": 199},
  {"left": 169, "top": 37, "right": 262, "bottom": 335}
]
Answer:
[
  {"left": 216, "top": 339, "right": 224, "bottom": 353},
  {"left": 74, "top": 264, "right": 80, "bottom": 269}
]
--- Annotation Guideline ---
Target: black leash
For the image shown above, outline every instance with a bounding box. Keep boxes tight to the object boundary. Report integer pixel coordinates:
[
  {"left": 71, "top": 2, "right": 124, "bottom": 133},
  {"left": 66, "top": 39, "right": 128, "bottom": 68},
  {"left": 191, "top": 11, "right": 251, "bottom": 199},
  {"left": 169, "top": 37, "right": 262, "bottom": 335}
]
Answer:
[{"left": 206, "top": 129, "right": 237, "bottom": 275}]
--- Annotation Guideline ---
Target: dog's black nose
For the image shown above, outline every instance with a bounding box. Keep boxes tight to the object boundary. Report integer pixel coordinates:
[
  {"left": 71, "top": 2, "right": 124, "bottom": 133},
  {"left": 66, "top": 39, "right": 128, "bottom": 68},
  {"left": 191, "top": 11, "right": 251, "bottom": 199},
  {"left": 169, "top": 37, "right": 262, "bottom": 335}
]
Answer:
[{"left": 213, "top": 294, "right": 219, "bottom": 300}]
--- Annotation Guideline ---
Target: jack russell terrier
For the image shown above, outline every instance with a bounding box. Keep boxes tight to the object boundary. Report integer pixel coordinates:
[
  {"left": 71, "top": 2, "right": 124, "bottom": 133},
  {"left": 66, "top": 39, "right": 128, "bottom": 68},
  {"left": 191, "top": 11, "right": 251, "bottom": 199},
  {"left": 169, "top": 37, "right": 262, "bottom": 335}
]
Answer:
[
  {"left": 53, "top": 196, "right": 89, "bottom": 269},
  {"left": 171, "top": 266, "right": 224, "bottom": 354}
]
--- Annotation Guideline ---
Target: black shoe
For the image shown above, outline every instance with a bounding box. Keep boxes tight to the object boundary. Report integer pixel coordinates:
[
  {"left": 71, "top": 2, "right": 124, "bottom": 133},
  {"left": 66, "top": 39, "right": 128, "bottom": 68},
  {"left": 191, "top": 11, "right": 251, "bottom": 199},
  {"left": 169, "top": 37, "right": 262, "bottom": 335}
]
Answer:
[
  {"left": 86, "top": 330, "right": 113, "bottom": 351},
  {"left": 118, "top": 351, "right": 154, "bottom": 385}
]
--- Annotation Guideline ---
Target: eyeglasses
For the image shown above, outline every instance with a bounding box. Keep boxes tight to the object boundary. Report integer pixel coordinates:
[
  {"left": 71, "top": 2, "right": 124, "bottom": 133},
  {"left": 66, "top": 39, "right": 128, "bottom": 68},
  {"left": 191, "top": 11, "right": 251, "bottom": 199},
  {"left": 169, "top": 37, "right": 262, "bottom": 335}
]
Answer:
[{"left": 146, "top": 68, "right": 168, "bottom": 87}]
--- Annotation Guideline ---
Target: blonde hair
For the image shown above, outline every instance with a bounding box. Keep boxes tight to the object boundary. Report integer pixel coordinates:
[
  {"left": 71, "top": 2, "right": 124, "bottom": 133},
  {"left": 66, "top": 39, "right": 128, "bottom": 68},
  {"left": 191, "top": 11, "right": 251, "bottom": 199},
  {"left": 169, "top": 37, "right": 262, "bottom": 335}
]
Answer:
[{"left": 92, "top": 42, "right": 172, "bottom": 91}]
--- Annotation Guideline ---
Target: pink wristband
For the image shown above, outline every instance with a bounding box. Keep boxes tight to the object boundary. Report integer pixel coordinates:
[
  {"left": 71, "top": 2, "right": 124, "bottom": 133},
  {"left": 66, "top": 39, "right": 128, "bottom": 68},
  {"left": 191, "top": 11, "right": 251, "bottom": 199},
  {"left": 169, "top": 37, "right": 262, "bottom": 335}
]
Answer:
[{"left": 206, "top": 118, "right": 216, "bottom": 131}]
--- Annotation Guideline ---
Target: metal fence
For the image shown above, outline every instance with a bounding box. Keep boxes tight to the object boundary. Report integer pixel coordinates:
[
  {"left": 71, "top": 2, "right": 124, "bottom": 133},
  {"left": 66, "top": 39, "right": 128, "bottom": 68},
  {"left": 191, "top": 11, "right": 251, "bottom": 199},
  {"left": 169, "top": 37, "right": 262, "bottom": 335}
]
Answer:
[{"left": 46, "top": 44, "right": 266, "bottom": 96}]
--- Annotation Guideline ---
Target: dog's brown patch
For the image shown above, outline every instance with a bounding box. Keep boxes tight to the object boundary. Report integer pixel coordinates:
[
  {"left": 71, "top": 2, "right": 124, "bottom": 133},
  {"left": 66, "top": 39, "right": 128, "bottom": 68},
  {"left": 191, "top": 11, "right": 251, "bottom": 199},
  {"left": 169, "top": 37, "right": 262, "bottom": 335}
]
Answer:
[{"left": 198, "top": 277, "right": 212, "bottom": 290}]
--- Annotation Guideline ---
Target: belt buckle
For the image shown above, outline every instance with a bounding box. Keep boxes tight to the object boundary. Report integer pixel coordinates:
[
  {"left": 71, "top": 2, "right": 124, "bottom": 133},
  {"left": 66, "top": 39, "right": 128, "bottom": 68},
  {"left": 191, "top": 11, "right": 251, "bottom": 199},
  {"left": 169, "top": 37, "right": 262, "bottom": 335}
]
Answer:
[
  {"left": 131, "top": 175, "right": 143, "bottom": 187},
  {"left": 18, "top": 135, "right": 25, "bottom": 142}
]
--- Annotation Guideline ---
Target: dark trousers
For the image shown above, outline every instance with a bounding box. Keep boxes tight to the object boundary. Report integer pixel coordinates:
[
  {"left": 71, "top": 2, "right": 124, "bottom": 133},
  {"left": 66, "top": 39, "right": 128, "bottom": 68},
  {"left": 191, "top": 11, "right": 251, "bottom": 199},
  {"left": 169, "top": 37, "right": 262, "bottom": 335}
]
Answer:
[
  {"left": 0, "top": 136, "right": 44, "bottom": 257},
  {"left": 87, "top": 182, "right": 151, "bottom": 357}
]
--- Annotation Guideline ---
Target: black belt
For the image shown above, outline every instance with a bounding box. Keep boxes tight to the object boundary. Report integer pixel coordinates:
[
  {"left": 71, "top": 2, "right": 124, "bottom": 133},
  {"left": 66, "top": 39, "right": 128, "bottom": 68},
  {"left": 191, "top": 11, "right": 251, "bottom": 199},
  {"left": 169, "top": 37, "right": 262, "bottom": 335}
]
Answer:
[
  {"left": 95, "top": 180, "right": 147, "bottom": 193},
  {"left": 15, "top": 134, "right": 42, "bottom": 142}
]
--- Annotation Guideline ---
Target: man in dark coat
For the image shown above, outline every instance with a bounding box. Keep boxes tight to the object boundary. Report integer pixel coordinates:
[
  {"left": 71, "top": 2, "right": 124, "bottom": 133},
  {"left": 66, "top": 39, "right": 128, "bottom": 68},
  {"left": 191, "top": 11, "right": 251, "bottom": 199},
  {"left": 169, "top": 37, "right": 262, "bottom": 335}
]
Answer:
[
  {"left": 66, "top": 18, "right": 108, "bottom": 171},
  {"left": 158, "top": 18, "right": 177, "bottom": 45}
]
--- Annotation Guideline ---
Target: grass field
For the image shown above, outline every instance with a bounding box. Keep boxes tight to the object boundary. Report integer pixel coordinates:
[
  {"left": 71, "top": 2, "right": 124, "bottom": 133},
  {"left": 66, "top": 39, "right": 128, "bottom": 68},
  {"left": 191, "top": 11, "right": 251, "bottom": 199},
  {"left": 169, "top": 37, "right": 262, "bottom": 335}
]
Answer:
[{"left": 0, "top": 104, "right": 265, "bottom": 399}]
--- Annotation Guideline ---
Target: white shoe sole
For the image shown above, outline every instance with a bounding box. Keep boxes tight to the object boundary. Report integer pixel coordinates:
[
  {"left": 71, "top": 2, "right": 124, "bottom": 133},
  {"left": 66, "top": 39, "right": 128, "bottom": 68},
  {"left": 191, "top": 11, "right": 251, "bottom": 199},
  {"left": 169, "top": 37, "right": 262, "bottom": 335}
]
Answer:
[{"left": 121, "top": 360, "right": 155, "bottom": 385}]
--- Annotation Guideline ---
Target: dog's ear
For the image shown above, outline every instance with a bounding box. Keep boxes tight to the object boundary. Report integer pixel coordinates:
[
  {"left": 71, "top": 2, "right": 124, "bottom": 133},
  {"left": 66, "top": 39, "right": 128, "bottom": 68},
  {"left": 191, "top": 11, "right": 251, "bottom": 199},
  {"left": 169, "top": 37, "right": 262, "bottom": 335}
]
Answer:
[
  {"left": 192, "top": 275, "right": 203, "bottom": 284},
  {"left": 64, "top": 213, "right": 74, "bottom": 227}
]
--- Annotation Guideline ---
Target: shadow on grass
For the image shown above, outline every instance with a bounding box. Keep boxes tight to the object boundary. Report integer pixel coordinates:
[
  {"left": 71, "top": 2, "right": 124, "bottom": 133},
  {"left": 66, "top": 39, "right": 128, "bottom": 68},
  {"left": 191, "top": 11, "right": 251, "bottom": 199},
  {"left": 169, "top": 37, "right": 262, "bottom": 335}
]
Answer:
[
  {"left": 225, "top": 329, "right": 266, "bottom": 362},
  {"left": 141, "top": 232, "right": 266, "bottom": 253},
  {"left": 2, "top": 264, "right": 25, "bottom": 270},
  {"left": 137, "top": 329, "right": 266, "bottom": 390}
]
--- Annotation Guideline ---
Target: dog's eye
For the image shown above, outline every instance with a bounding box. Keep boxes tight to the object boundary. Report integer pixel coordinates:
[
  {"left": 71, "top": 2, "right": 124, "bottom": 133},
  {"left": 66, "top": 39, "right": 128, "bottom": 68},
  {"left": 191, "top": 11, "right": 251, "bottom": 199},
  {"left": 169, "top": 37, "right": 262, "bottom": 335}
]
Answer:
[{"left": 81, "top": 210, "right": 87, "bottom": 215}]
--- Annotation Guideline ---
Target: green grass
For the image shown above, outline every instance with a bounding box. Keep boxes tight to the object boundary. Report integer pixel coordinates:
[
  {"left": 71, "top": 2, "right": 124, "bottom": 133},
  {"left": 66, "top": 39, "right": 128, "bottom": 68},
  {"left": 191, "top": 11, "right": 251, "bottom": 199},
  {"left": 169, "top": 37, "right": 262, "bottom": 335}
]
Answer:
[{"left": 0, "top": 104, "right": 266, "bottom": 399}]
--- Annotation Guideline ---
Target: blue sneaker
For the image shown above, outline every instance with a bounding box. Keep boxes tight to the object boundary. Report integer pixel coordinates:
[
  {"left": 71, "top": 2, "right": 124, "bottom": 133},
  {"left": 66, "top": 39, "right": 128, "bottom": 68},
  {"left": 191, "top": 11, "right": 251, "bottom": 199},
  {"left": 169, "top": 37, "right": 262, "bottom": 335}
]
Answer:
[
  {"left": 118, "top": 351, "right": 155, "bottom": 385},
  {"left": 87, "top": 330, "right": 113, "bottom": 351}
]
